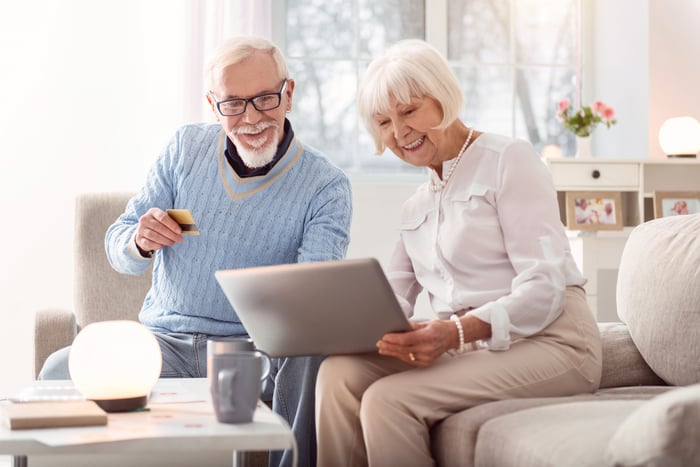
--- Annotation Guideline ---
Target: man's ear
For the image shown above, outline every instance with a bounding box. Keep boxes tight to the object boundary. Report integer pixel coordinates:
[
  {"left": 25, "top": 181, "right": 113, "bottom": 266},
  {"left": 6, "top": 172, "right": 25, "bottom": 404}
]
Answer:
[
  {"left": 285, "top": 79, "right": 295, "bottom": 112},
  {"left": 206, "top": 94, "right": 220, "bottom": 121}
]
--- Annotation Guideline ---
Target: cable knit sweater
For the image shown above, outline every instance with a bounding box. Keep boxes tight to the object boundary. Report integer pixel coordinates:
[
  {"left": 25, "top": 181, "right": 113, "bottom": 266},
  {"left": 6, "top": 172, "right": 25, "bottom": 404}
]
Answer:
[{"left": 106, "top": 122, "right": 352, "bottom": 336}]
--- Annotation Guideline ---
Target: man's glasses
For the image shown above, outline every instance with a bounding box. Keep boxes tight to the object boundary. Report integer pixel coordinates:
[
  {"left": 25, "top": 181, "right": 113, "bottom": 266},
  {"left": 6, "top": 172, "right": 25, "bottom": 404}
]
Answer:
[{"left": 210, "top": 80, "right": 288, "bottom": 117}]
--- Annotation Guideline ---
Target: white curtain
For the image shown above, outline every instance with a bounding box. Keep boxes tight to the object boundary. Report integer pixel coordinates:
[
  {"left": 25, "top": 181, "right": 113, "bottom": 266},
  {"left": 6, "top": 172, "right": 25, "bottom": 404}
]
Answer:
[{"left": 183, "top": 0, "right": 273, "bottom": 123}]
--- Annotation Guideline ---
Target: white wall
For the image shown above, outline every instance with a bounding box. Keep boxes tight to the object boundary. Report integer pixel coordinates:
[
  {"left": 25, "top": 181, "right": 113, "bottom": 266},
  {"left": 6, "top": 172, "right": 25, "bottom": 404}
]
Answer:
[
  {"left": 0, "top": 1, "right": 188, "bottom": 395},
  {"left": 591, "top": 0, "right": 700, "bottom": 160},
  {"left": 647, "top": 0, "right": 700, "bottom": 159},
  {"left": 2, "top": 1, "right": 700, "bottom": 397},
  {"left": 588, "top": 0, "right": 649, "bottom": 159}
]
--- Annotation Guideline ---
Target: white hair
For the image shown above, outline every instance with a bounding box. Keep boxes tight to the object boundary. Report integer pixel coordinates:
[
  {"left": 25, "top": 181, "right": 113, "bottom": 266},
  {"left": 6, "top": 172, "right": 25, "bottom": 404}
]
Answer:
[
  {"left": 205, "top": 36, "right": 289, "bottom": 91},
  {"left": 358, "top": 39, "right": 464, "bottom": 154}
]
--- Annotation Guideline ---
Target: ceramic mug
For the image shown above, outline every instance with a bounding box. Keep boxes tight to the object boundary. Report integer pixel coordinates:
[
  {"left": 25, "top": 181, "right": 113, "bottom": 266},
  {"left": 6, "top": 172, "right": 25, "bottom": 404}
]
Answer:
[
  {"left": 208, "top": 350, "right": 271, "bottom": 423},
  {"left": 206, "top": 337, "right": 271, "bottom": 378}
]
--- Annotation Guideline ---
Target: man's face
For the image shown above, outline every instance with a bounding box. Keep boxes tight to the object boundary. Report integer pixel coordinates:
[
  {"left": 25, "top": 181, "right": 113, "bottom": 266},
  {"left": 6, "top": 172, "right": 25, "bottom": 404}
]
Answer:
[{"left": 207, "top": 52, "right": 294, "bottom": 168}]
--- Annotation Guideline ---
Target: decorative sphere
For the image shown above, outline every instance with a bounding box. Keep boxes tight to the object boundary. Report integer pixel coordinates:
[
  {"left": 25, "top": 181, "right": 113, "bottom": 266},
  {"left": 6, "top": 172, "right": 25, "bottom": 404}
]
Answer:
[
  {"left": 69, "top": 320, "right": 162, "bottom": 411},
  {"left": 659, "top": 117, "right": 700, "bottom": 156}
]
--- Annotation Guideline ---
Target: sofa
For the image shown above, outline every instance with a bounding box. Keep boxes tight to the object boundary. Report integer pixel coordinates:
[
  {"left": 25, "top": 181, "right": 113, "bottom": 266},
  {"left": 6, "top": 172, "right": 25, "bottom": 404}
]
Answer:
[
  {"left": 35, "top": 193, "right": 700, "bottom": 466},
  {"left": 432, "top": 213, "right": 700, "bottom": 467}
]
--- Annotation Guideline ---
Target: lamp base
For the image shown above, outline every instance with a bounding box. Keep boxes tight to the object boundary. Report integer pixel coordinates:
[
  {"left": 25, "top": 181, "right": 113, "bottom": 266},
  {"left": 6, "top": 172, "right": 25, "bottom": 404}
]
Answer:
[
  {"left": 667, "top": 154, "right": 697, "bottom": 158},
  {"left": 92, "top": 395, "right": 148, "bottom": 412}
]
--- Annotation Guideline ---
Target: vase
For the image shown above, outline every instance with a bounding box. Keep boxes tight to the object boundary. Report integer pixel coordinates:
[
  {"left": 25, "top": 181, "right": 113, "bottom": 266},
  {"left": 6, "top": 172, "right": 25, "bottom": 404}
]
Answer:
[{"left": 575, "top": 135, "right": 592, "bottom": 159}]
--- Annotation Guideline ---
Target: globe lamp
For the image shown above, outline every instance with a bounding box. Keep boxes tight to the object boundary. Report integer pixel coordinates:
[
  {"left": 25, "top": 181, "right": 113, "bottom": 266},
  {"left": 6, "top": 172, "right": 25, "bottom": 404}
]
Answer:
[
  {"left": 69, "top": 320, "right": 162, "bottom": 412},
  {"left": 658, "top": 116, "right": 700, "bottom": 158}
]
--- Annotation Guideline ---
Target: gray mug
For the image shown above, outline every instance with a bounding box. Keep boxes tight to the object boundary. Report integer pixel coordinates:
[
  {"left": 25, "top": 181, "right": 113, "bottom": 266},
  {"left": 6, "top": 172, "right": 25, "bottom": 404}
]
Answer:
[
  {"left": 209, "top": 350, "right": 271, "bottom": 423},
  {"left": 206, "top": 336, "right": 271, "bottom": 379}
]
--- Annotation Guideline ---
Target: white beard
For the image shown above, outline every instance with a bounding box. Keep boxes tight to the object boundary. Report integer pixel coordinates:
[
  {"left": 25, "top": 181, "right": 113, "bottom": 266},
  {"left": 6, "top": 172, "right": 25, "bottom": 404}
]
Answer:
[{"left": 231, "top": 121, "right": 279, "bottom": 169}]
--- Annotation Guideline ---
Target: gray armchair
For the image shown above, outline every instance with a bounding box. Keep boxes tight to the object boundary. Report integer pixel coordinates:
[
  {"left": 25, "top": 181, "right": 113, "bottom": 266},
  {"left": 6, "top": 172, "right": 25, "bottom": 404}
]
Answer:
[{"left": 34, "top": 192, "right": 151, "bottom": 377}]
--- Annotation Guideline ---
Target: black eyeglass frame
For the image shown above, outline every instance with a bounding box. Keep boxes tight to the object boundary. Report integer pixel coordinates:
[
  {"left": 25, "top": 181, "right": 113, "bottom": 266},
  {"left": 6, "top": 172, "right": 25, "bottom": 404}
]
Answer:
[{"left": 209, "top": 79, "right": 288, "bottom": 117}]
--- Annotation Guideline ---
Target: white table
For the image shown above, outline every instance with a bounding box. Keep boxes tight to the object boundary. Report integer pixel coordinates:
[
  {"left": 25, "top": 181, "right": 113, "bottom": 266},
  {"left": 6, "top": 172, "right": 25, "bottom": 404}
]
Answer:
[{"left": 0, "top": 379, "right": 294, "bottom": 467}]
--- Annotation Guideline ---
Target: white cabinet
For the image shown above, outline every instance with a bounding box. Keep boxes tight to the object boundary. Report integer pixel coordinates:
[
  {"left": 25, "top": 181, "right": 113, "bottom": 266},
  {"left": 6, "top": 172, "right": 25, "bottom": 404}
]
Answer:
[{"left": 544, "top": 158, "right": 700, "bottom": 320}]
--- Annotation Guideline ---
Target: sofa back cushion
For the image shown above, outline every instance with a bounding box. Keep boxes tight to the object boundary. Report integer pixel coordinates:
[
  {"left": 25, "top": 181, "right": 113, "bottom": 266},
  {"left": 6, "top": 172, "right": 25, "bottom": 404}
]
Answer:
[{"left": 616, "top": 213, "right": 700, "bottom": 386}]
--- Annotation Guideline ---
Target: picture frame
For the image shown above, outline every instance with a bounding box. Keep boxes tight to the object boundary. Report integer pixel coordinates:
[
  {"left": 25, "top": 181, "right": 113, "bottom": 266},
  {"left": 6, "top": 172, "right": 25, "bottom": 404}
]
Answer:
[
  {"left": 565, "top": 191, "right": 624, "bottom": 230},
  {"left": 653, "top": 191, "right": 700, "bottom": 218}
]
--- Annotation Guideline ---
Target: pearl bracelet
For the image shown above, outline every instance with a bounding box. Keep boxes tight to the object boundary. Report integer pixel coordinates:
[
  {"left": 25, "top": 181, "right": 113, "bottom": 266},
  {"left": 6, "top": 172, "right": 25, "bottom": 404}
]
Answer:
[{"left": 450, "top": 314, "right": 466, "bottom": 354}]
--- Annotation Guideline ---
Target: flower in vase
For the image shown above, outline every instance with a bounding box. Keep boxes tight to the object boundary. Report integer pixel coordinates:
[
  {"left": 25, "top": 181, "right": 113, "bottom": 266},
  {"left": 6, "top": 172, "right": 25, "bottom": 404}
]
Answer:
[{"left": 556, "top": 99, "right": 618, "bottom": 137}]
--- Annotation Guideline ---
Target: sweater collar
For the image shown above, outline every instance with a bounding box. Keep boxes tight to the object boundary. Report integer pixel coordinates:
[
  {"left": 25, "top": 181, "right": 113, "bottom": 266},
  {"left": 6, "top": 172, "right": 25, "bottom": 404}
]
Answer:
[{"left": 217, "top": 120, "right": 304, "bottom": 201}]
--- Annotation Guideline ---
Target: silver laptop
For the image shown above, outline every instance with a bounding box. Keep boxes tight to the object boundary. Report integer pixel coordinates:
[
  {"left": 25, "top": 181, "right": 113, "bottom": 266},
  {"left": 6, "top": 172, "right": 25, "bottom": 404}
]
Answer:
[{"left": 214, "top": 258, "right": 412, "bottom": 357}]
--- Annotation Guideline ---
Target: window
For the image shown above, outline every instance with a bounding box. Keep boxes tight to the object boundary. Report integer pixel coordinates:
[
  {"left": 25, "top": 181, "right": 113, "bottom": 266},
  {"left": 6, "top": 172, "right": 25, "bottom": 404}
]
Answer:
[{"left": 273, "top": 0, "right": 580, "bottom": 172}]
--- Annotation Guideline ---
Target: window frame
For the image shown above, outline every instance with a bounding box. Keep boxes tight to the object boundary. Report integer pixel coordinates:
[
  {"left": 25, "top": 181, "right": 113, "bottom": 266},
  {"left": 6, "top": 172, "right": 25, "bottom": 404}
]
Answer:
[{"left": 270, "top": 0, "right": 583, "bottom": 176}]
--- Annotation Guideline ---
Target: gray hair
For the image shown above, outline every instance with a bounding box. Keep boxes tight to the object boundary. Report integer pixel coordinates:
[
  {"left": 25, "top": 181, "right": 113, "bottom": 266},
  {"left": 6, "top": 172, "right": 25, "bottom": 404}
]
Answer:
[
  {"left": 205, "top": 36, "right": 289, "bottom": 91},
  {"left": 358, "top": 39, "right": 463, "bottom": 154}
]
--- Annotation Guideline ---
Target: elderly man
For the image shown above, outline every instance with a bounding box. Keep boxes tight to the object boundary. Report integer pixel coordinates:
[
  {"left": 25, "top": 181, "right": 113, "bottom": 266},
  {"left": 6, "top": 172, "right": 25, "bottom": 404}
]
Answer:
[{"left": 39, "top": 36, "right": 352, "bottom": 467}]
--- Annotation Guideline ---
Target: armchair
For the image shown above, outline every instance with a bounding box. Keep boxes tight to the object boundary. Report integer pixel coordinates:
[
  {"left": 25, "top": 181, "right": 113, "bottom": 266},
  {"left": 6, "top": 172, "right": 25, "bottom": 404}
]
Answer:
[{"left": 34, "top": 192, "right": 151, "bottom": 377}]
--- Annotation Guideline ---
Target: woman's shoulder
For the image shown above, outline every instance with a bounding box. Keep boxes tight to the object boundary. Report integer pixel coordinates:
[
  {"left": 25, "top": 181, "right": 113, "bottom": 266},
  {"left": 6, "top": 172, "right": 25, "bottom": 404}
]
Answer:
[{"left": 474, "top": 132, "right": 534, "bottom": 155}]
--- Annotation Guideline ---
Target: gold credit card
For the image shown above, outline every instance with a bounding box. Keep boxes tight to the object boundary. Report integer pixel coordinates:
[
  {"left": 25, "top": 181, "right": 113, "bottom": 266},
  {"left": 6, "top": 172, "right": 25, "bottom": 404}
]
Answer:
[{"left": 166, "top": 209, "right": 200, "bottom": 235}]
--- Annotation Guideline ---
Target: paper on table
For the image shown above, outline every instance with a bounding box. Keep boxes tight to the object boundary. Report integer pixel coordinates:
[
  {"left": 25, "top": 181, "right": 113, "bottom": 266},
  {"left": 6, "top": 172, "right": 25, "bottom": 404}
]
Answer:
[
  {"left": 31, "top": 400, "right": 275, "bottom": 446},
  {"left": 9, "top": 384, "right": 85, "bottom": 403},
  {"left": 148, "top": 379, "right": 207, "bottom": 404}
]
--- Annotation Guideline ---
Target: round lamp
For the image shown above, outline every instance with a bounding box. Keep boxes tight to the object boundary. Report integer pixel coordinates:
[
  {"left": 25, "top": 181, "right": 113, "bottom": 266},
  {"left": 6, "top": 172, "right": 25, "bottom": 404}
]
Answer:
[
  {"left": 69, "top": 320, "right": 162, "bottom": 412},
  {"left": 658, "top": 116, "right": 700, "bottom": 158}
]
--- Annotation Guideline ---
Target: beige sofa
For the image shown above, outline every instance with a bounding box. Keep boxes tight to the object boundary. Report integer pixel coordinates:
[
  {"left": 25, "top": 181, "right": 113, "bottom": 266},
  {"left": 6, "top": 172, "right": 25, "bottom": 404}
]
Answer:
[
  {"left": 433, "top": 213, "right": 700, "bottom": 467},
  {"left": 35, "top": 194, "right": 700, "bottom": 466}
]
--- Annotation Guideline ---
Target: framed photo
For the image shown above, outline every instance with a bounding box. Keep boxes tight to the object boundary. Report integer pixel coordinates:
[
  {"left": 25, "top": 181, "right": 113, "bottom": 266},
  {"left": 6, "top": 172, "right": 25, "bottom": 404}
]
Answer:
[
  {"left": 653, "top": 191, "right": 700, "bottom": 218},
  {"left": 565, "top": 191, "right": 623, "bottom": 230}
]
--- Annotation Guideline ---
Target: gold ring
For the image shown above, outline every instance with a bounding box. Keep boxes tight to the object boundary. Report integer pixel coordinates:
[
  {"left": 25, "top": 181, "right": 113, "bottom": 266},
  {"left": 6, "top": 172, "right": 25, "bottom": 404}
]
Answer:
[{"left": 408, "top": 352, "right": 416, "bottom": 361}]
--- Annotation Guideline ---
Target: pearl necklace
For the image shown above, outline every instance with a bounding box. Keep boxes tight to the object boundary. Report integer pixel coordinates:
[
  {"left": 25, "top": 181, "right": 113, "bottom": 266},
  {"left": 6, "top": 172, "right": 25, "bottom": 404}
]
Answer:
[{"left": 429, "top": 127, "right": 474, "bottom": 192}]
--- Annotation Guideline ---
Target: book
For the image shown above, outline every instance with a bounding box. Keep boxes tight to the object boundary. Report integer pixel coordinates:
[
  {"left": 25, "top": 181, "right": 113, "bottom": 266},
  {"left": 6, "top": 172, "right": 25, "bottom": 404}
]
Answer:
[{"left": 0, "top": 400, "right": 107, "bottom": 430}]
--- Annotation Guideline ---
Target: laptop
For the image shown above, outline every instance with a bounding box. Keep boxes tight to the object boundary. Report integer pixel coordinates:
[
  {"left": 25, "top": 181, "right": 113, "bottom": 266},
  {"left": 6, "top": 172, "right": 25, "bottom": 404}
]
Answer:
[{"left": 214, "top": 258, "right": 412, "bottom": 357}]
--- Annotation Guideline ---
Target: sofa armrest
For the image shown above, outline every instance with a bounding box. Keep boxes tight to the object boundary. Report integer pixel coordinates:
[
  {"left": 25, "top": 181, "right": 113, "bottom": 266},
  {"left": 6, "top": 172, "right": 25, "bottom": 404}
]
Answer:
[
  {"left": 599, "top": 322, "right": 667, "bottom": 388},
  {"left": 34, "top": 308, "right": 78, "bottom": 378}
]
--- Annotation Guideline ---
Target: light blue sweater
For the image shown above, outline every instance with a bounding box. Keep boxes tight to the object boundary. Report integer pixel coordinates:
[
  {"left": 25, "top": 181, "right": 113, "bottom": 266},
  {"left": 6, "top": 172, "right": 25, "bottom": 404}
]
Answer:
[{"left": 106, "top": 122, "right": 352, "bottom": 336}]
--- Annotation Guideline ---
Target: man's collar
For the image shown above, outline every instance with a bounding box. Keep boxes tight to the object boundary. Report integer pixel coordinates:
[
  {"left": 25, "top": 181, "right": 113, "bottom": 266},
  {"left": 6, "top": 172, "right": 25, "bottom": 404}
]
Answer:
[{"left": 224, "top": 119, "right": 295, "bottom": 178}]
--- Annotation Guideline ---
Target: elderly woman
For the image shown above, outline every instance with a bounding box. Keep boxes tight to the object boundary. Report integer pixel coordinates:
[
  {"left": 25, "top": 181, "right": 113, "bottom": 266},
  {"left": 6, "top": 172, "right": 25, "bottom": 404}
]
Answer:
[{"left": 315, "top": 39, "right": 602, "bottom": 467}]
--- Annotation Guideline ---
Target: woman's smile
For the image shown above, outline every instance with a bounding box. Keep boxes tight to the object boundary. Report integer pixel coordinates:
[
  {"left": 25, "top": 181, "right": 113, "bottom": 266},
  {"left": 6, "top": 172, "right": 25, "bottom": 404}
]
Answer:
[{"left": 402, "top": 135, "right": 426, "bottom": 151}]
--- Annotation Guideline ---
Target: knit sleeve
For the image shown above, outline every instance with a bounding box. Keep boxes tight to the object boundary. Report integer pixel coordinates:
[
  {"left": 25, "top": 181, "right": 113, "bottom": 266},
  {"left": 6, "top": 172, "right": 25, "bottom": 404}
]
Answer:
[
  {"left": 296, "top": 169, "right": 352, "bottom": 263},
  {"left": 104, "top": 127, "right": 182, "bottom": 275}
]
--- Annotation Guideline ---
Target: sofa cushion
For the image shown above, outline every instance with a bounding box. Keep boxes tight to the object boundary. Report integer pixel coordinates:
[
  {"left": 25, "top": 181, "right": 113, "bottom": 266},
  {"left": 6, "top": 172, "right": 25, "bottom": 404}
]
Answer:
[
  {"left": 598, "top": 322, "right": 665, "bottom": 388},
  {"left": 432, "top": 387, "right": 668, "bottom": 467},
  {"left": 474, "top": 400, "right": 643, "bottom": 467},
  {"left": 605, "top": 384, "right": 700, "bottom": 467},
  {"left": 616, "top": 214, "right": 700, "bottom": 386}
]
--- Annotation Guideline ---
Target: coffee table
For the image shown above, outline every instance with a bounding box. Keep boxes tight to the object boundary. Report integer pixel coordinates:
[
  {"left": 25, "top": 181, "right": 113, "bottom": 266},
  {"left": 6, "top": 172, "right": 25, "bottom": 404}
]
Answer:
[{"left": 0, "top": 378, "right": 294, "bottom": 467}]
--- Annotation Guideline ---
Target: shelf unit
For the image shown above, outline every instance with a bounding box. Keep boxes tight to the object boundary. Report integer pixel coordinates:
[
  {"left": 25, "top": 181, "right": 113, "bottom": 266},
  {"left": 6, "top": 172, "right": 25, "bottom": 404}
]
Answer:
[{"left": 543, "top": 158, "right": 700, "bottom": 320}]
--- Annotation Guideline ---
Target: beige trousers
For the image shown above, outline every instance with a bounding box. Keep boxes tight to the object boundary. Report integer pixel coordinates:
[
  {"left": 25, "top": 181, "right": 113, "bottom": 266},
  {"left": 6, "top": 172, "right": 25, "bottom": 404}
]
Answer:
[{"left": 315, "top": 286, "right": 602, "bottom": 467}]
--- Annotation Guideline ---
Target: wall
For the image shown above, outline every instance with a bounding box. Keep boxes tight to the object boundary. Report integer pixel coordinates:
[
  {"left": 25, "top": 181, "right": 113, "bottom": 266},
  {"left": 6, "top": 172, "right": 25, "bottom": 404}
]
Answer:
[
  {"left": 588, "top": 0, "right": 649, "bottom": 159},
  {"left": 2, "top": 1, "right": 700, "bottom": 397},
  {"left": 647, "top": 0, "right": 700, "bottom": 159},
  {"left": 591, "top": 0, "right": 700, "bottom": 160}
]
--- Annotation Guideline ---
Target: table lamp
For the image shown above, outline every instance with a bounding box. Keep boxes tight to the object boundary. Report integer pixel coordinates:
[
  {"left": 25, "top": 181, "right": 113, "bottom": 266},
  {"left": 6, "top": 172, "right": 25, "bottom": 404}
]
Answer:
[
  {"left": 658, "top": 116, "right": 700, "bottom": 158},
  {"left": 69, "top": 320, "right": 162, "bottom": 412}
]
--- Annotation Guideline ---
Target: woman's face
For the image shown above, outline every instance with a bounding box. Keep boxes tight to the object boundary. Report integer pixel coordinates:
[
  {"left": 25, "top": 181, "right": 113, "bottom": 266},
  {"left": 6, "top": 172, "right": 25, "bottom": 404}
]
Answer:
[{"left": 373, "top": 95, "right": 448, "bottom": 170}]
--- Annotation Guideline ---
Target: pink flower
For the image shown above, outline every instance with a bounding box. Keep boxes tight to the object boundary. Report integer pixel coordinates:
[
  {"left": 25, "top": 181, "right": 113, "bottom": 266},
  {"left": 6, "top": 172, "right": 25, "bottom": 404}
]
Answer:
[
  {"left": 557, "top": 99, "right": 570, "bottom": 113},
  {"left": 555, "top": 98, "right": 618, "bottom": 137},
  {"left": 591, "top": 100, "right": 606, "bottom": 113},
  {"left": 601, "top": 106, "right": 615, "bottom": 121}
]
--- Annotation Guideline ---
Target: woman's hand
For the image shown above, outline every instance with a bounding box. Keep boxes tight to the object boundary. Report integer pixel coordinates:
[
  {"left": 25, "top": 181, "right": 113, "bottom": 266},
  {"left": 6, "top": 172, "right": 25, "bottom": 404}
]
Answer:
[{"left": 376, "top": 319, "right": 458, "bottom": 366}]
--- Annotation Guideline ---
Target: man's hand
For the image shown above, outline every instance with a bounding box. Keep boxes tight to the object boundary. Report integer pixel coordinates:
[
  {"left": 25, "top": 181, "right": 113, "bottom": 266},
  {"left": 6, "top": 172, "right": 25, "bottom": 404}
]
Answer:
[
  {"left": 134, "top": 208, "right": 184, "bottom": 254},
  {"left": 376, "top": 319, "right": 458, "bottom": 367}
]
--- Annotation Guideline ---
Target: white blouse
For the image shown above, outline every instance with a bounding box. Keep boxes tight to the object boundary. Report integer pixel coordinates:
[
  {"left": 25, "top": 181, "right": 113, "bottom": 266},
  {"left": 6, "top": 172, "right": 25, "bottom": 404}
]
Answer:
[{"left": 387, "top": 133, "right": 585, "bottom": 350}]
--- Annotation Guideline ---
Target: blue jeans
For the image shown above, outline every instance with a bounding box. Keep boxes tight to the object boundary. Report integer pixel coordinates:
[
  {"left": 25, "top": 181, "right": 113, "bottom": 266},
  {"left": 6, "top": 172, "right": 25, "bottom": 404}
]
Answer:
[{"left": 39, "top": 332, "right": 323, "bottom": 467}]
